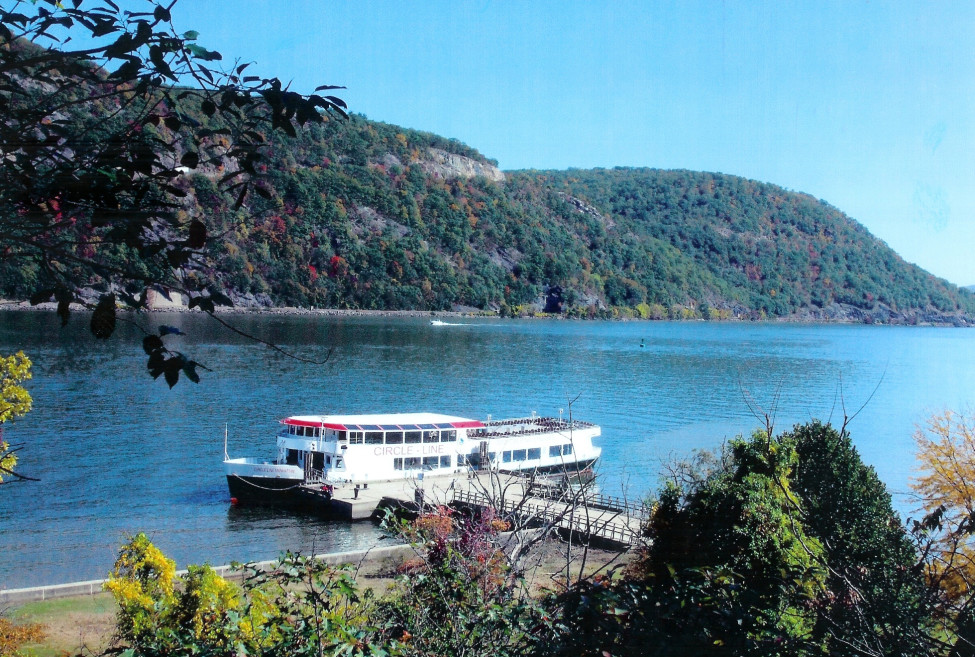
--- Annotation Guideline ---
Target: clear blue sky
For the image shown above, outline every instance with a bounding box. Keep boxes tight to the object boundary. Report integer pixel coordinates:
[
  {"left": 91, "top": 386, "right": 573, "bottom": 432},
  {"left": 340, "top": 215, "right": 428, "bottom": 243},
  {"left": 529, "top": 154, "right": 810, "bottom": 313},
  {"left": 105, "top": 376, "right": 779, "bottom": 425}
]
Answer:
[{"left": 168, "top": 1, "right": 975, "bottom": 286}]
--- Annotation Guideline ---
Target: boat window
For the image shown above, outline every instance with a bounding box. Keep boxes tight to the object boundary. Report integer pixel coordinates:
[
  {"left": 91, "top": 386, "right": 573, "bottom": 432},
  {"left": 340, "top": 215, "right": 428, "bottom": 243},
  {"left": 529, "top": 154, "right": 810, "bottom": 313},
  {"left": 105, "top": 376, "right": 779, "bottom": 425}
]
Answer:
[
  {"left": 440, "top": 455, "right": 451, "bottom": 468},
  {"left": 286, "top": 449, "right": 299, "bottom": 465},
  {"left": 337, "top": 431, "right": 347, "bottom": 441},
  {"left": 442, "top": 430, "right": 457, "bottom": 442},
  {"left": 527, "top": 448, "right": 541, "bottom": 460},
  {"left": 349, "top": 431, "right": 363, "bottom": 445},
  {"left": 314, "top": 428, "right": 321, "bottom": 438},
  {"left": 334, "top": 457, "right": 343, "bottom": 469},
  {"left": 405, "top": 431, "right": 421, "bottom": 444},
  {"left": 549, "top": 445, "right": 561, "bottom": 457},
  {"left": 365, "top": 431, "right": 383, "bottom": 445},
  {"left": 289, "top": 426, "right": 297, "bottom": 435},
  {"left": 422, "top": 456, "right": 438, "bottom": 469},
  {"left": 563, "top": 444, "right": 572, "bottom": 455},
  {"left": 385, "top": 431, "right": 404, "bottom": 444},
  {"left": 502, "top": 451, "right": 512, "bottom": 463},
  {"left": 422, "top": 430, "right": 439, "bottom": 444},
  {"left": 513, "top": 449, "right": 527, "bottom": 461},
  {"left": 488, "top": 452, "right": 496, "bottom": 462},
  {"left": 393, "top": 458, "right": 403, "bottom": 470},
  {"left": 325, "top": 455, "right": 332, "bottom": 466},
  {"left": 405, "top": 457, "right": 421, "bottom": 470}
]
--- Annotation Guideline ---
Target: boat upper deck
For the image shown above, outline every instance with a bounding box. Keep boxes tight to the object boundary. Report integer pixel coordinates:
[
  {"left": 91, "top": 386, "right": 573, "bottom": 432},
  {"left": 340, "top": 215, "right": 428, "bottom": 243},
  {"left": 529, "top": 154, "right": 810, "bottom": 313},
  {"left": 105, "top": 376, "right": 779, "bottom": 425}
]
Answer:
[{"left": 467, "top": 416, "right": 597, "bottom": 440}]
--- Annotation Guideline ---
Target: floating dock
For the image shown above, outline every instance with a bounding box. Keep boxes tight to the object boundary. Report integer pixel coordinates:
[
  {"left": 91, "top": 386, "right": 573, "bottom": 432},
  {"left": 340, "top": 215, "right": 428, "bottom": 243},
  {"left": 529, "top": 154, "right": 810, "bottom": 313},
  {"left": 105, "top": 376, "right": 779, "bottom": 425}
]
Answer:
[{"left": 297, "top": 470, "right": 645, "bottom": 548}]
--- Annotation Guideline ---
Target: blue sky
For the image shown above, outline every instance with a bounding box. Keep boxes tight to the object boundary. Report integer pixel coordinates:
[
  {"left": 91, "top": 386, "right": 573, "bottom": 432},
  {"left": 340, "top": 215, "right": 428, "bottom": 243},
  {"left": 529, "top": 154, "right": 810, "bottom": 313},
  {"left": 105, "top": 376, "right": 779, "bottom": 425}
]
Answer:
[{"left": 169, "top": 1, "right": 974, "bottom": 285}]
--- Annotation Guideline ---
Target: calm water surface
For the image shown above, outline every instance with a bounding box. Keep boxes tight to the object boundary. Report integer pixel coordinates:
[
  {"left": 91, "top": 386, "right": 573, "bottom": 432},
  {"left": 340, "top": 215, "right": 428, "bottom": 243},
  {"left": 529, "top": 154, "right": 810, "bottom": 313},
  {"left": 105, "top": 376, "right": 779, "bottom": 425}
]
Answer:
[{"left": 1, "top": 312, "right": 973, "bottom": 588}]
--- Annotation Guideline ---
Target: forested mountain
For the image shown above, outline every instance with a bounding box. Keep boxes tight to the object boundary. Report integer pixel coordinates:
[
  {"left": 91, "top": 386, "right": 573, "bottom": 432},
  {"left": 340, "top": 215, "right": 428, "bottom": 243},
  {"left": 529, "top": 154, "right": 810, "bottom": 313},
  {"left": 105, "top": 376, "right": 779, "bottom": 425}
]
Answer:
[{"left": 3, "top": 99, "right": 972, "bottom": 323}]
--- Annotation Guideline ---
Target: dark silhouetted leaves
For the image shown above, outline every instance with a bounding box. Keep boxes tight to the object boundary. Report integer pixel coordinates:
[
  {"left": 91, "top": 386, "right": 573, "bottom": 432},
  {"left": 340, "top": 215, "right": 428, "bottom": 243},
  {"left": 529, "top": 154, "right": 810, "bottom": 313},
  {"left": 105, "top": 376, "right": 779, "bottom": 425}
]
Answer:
[
  {"left": 208, "top": 290, "right": 234, "bottom": 307},
  {"left": 180, "top": 151, "right": 199, "bottom": 169},
  {"left": 143, "top": 334, "right": 164, "bottom": 355},
  {"left": 163, "top": 357, "right": 181, "bottom": 388},
  {"left": 90, "top": 294, "right": 116, "bottom": 339},
  {"left": 188, "top": 296, "right": 215, "bottom": 314},
  {"left": 54, "top": 289, "right": 73, "bottom": 327},
  {"left": 1, "top": 1, "right": 346, "bottom": 388},
  {"left": 187, "top": 219, "right": 206, "bottom": 248},
  {"left": 29, "top": 289, "right": 54, "bottom": 305}
]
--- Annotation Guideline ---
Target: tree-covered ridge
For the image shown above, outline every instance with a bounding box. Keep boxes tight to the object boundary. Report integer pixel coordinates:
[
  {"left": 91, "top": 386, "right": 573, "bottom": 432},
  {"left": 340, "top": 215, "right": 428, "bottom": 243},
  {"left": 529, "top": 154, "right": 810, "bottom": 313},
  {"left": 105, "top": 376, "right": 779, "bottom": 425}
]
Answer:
[
  {"left": 187, "top": 114, "right": 975, "bottom": 321},
  {"left": 515, "top": 168, "right": 975, "bottom": 319},
  {"left": 1, "top": 45, "right": 971, "bottom": 322}
]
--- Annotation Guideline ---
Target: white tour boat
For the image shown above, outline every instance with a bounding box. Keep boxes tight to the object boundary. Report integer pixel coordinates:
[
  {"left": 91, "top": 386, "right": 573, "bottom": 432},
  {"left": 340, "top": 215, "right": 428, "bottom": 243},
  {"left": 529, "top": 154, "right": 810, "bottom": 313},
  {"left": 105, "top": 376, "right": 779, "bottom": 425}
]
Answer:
[{"left": 224, "top": 411, "right": 601, "bottom": 505}]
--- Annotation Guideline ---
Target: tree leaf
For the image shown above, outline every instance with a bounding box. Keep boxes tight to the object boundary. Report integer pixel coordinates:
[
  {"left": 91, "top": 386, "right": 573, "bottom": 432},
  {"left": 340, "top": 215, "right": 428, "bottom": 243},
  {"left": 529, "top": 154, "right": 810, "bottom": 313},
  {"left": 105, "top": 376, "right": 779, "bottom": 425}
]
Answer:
[
  {"left": 182, "top": 361, "right": 201, "bottom": 384},
  {"left": 187, "top": 219, "right": 207, "bottom": 248},
  {"left": 233, "top": 184, "right": 248, "bottom": 210},
  {"left": 180, "top": 151, "right": 199, "bottom": 169},
  {"left": 188, "top": 296, "right": 215, "bottom": 314},
  {"left": 163, "top": 362, "right": 180, "bottom": 388},
  {"left": 90, "top": 294, "right": 117, "bottom": 339},
  {"left": 208, "top": 290, "right": 234, "bottom": 307},
  {"left": 143, "top": 334, "right": 164, "bottom": 354},
  {"left": 29, "top": 289, "right": 54, "bottom": 305}
]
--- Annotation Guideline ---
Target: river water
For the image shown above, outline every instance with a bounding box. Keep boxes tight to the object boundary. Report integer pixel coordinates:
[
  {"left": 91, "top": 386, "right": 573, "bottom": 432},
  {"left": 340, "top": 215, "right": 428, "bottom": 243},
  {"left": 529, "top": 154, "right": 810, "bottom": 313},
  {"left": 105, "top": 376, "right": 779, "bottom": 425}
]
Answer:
[{"left": 1, "top": 311, "right": 972, "bottom": 588}]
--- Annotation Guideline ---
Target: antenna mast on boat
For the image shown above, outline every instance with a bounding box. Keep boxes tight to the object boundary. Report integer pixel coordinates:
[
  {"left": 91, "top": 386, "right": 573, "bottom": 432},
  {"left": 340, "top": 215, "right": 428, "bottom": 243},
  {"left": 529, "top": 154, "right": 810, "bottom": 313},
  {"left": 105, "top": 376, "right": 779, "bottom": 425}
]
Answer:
[{"left": 224, "top": 424, "right": 229, "bottom": 461}]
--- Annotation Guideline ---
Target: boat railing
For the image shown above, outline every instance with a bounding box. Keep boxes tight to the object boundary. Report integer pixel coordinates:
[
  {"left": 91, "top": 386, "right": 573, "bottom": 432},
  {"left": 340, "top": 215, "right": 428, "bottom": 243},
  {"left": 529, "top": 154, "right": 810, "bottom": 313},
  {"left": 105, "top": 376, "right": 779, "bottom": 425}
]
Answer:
[
  {"left": 305, "top": 468, "right": 327, "bottom": 484},
  {"left": 470, "top": 417, "right": 596, "bottom": 439}
]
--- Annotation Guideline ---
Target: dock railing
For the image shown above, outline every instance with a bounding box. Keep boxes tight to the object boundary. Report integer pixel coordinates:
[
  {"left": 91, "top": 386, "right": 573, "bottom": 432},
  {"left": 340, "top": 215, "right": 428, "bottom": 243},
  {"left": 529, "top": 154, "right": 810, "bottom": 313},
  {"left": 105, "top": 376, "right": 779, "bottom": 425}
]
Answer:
[{"left": 451, "top": 488, "right": 643, "bottom": 547}]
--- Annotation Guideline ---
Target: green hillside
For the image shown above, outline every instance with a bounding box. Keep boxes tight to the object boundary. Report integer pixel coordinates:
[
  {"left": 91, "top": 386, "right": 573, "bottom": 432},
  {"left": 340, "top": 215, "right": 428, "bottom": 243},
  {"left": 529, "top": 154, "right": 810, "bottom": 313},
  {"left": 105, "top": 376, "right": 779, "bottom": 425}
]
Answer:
[
  {"left": 175, "top": 114, "right": 973, "bottom": 323},
  {"left": 3, "top": 100, "right": 972, "bottom": 323}
]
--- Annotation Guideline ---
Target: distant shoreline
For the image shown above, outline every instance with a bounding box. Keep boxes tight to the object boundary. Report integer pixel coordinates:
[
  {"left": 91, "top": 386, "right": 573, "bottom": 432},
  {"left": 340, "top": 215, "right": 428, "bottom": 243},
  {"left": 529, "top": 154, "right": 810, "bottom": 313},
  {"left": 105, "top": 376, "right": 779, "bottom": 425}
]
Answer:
[
  {"left": 1, "top": 299, "right": 970, "bottom": 326},
  {"left": 0, "top": 299, "right": 480, "bottom": 320}
]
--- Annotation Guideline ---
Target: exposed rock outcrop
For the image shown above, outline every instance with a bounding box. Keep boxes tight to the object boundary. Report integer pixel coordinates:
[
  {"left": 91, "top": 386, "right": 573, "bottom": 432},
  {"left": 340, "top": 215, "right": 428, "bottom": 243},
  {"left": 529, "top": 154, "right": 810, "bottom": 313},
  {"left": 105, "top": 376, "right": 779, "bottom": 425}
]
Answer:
[{"left": 419, "top": 148, "right": 504, "bottom": 182}]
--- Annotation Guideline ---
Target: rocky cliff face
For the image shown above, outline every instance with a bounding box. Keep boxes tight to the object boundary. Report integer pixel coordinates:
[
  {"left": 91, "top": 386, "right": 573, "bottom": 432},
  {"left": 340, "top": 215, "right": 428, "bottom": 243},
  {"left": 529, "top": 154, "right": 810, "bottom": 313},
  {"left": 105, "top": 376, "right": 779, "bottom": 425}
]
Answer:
[{"left": 418, "top": 148, "right": 505, "bottom": 182}]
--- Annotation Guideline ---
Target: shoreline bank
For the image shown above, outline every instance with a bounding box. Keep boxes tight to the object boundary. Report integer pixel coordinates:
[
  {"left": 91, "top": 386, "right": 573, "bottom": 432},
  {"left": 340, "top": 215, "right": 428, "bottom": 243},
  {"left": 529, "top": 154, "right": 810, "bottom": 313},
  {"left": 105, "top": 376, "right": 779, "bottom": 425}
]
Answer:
[
  {"left": 1, "top": 299, "right": 970, "bottom": 326},
  {"left": 0, "top": 543, "right": 415, "bottom": 605}
]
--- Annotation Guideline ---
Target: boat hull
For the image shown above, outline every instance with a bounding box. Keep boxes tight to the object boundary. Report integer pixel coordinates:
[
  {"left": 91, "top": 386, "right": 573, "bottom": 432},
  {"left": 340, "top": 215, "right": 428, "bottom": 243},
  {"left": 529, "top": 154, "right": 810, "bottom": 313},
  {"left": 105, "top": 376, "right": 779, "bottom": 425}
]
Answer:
[{"left": 226, "top": 474, "right": 305, "bottom": 505}]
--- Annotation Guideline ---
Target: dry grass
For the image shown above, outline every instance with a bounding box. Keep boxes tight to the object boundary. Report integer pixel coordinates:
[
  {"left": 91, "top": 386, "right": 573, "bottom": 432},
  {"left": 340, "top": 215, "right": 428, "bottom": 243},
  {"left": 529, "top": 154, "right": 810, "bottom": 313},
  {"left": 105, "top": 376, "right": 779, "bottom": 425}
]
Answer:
[{"left": 6, "top": 593, "right": 117, "bottom": 657}]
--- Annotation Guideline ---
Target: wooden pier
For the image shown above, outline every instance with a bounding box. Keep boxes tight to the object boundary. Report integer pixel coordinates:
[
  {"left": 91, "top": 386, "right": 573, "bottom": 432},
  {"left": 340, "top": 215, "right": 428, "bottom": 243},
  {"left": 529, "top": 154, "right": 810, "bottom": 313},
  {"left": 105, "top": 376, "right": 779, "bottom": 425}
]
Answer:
[{"left": 300, "top": 470, "right": 646, "bottom": 548}]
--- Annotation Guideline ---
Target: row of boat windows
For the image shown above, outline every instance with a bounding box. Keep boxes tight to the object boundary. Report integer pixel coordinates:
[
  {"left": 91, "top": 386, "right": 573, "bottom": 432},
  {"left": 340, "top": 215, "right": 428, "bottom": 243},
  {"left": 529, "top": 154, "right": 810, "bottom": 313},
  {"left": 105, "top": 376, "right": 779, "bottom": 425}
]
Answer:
[
  {"left": 285, "top": 426, "right": 323, "bottom": 437},
  {"left": 393, "top": 456, "right": 452, "bottom": 471},
  {"left": 349, "top": 430, "right": 457, "bottom": 445},
  {"left": 461, "top": 443, "right": 575, "bottom": 466},
  {"left": 503, "top": 444, "right": 573, "bottom": 462},
  {"left": 282, "top": 426, "right": 458, "bottom": 444}
]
